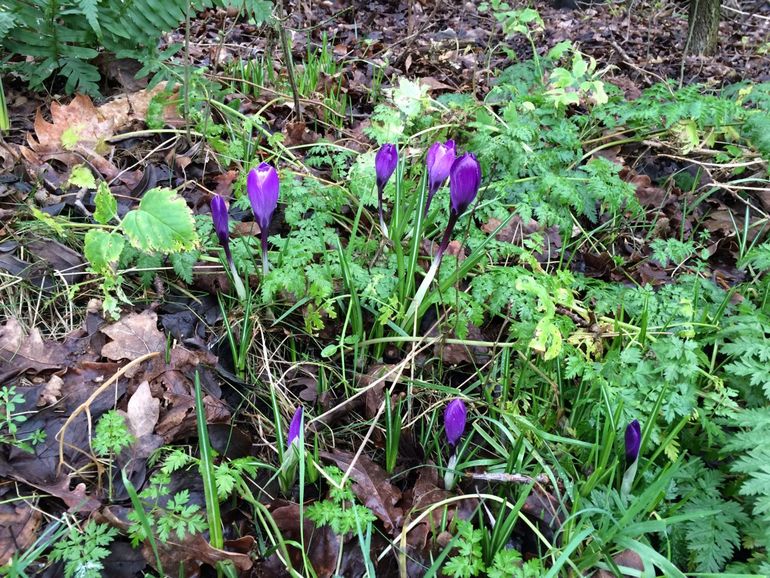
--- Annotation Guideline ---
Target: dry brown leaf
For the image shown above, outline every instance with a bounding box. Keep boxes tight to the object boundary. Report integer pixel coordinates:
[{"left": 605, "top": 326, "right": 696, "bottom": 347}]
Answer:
[
  {"left": 21, "top": 94, "right": 141, "bottom": 186},
  {"left": 28, "top": 95, "right": 113, "bottom": 155},
  {"left": 0, "top": 502, "right": 41, "bottom": 566},
  {"left": 270, "top": 502, "right": 340, "bottom": 578},
  {"left": 37, "top": 374, "right": 64, "bottom": 407},
  {"left": 96, "top": 83, "right": 175, "bottom": 133},
  {"left": 100, "top": 310, "right": 165, "bottom": 368},
  {"left": 593, "top": 549, "right": 645, "bottom": 577},
  {"left": 34, "top": 476, "right": 102, "bottom": 514},
  {"left": 143, "top": 532, "right": 253, "bottom": 576}
]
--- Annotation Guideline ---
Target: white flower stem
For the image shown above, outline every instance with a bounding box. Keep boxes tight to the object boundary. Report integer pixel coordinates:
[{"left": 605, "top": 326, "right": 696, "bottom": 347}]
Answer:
[{"left": 228, "top": 259, "right": 247, "bottom": 302}]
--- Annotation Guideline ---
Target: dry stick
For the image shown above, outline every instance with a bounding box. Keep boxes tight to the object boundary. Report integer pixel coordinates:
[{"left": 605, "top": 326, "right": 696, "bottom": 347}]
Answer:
[
  {"left": 56, "top": 351, "right": 161, "bottom": 475},
  {"left": 337, "top": 342, "right": 432, "bottom": 490},
  {"left": 278, "top": 0, "right": 302, "bottom": 122},
  {"left": 465, "top": 472, "right": 552, "bottom": 485}
]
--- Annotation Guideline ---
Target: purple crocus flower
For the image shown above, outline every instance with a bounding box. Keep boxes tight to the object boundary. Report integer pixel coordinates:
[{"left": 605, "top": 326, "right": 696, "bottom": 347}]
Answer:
[
  {"left": 374, "top": 143, "right": 398, "bottom": 235},
  {"left": 211, "top": 194, "right": 232, "bottom": 264},
  {"left": 444, "top": 399, "right": 467, "bottom": 447},
  {"left": 287, "top": 406, "right": 303, "bottom": 449},
  {"left": 449, "top": 153, "right": 481, "bottom": 217},
  {"left": 247, "top": 163, "right": 280, "bottom": 275},
  {"left": 424, "top": 140, "right": 456, "bottom": 216},
  {"left": 625, "top": 419, "right": 641, "bottom": 463},
  {"left": 432, "top": 153, "right": 481, "bottom": 270}
]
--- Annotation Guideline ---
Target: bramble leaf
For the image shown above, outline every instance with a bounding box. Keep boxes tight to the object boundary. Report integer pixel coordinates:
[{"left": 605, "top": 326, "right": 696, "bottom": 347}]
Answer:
[
  {"left": 121, "top": 188, "right": 197, "bottom": 253},
  {"left": 84, "top": 229, "right": 125, "bottom": 274},
  {"left": 93, "top": 182, "right": 118, "bottom": 224}
]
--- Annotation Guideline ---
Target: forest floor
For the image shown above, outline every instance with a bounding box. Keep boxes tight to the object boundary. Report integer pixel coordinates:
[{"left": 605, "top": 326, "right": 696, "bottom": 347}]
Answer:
[{"left": 1, "top": 1, "right": 769, "bottom": 577}]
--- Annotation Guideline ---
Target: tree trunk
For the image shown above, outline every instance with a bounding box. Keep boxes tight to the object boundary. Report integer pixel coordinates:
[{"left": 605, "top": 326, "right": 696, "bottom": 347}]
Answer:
[{"left": 687, "top": 0, "right": 720, "bottom": 56}]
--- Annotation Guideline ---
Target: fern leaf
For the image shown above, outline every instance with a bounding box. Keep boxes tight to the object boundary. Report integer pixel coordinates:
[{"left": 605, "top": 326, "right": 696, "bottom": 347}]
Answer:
[{"left": 75, "top": 0, "right": 100, "bottom": 35}]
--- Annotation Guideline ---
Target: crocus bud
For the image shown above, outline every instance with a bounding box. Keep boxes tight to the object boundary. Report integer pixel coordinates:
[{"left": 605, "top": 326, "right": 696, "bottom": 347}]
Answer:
[
  {"left": 210, "top": 194, "right": 231, "bottom": 261},
  {"left": 449, "top": 153, "right": 481, "bottom": 216},
  {"left": 425, "top": 140, "right": 456, "bottom": 215},
  {"left": 625, "top": 419, "right": 641, "bottom": 463},
  {"left": 405, "top": 150, "right": 482, "bottom": 322},
  {"left": 444, "top": 399, "right": 467, "bottom": 447},
  {"left": 375, "top": 144, "right": 398, "bottom": 191},
  {"left": 247, "top": 163, "right": 280, "bottom": 275},
  {"left": 211, "top": 194, "right": 246, "bottom": 300},
  {"left": 375, "top": 143, "right": 398, "bottom": 235},
  {"left": 287, "top": 406, "right": 303, "bottom": 449}
]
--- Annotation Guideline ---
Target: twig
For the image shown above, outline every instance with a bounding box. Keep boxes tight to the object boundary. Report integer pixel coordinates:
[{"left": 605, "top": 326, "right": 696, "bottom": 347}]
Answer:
[{"left": 277, "top": 0, "right": 302, "bottom": 122}]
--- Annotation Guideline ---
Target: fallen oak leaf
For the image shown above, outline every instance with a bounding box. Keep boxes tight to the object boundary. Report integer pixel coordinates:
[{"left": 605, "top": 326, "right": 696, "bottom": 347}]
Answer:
[
  {"left": 21, "top": 94, "right": 141, "bottom": 187},
  {"left": 100, "top": 310, "right": 166, "bottom": 376},
  {"left": 56, "top": 351, "right": 161, "bottom": 475},
  {"left": 33, "top": 475, "right": 102, "bottom": 514},
  {"left": 0, "top": 318, "right": 74, "bottom": 382}
]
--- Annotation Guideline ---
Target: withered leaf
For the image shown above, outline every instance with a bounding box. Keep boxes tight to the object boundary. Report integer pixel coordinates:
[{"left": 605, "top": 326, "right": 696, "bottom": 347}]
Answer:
[
  {"left": 593, "top": 549, "right": 645, "bottom": 577},
  {"left": 21, "top": 95, "right": 140, "bottom": 186},
  {"left": 0, "top": 502, "right": 41, "bottom": 566},
  {"left": 127, "top": 380, "right": 160, "bottom": 439},
  {"left": 143, "top": 532, "right": 252, "bottom": 575},
  {"left": 270, "top": 502, "right": 339, "bottom": 578}
]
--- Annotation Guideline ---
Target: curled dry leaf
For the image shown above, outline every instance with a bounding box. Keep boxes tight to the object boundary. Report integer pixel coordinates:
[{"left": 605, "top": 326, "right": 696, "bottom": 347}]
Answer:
[{"left": 0, "top": 318, "right": 73, "bottom": 382}]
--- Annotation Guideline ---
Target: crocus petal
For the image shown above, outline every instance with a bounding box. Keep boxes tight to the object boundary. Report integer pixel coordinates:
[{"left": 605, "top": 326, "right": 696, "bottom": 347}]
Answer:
[
  {"left": 287, "top": 406, "right": 303, "bottom": 449},
  {"left": 444, "top": 399, "right": 467, "bottom": 447},
  {"left": 625, "top": 419, "right": 641, "bottom": 463},
  {"left": 247, "top": 163, "right": 280, "bottom": 231},
  {"left": 427, "top": 140, "right": 456, "bottom": 196},
  {"left": 210, "top": 194, "right": 229, "bottom": 248},
  {"left": 375, "top": 143, "right": 398, "bottom": 190},
  {"left": 449, "top": 153, "right": 481, "bottom": 216}
]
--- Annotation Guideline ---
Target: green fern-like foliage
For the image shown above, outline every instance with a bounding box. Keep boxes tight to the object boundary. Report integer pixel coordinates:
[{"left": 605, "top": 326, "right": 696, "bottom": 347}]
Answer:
[{"left": 0, "top": 0, "right": 274, "bottom": 96}]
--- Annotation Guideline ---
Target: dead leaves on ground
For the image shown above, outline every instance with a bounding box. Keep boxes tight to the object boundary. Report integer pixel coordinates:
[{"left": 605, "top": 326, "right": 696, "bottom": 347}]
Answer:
[
  {"left": 16, "top": 84, "right": 181, "bottom": 191},
  {"left": 0, "top": 307, "right": 234, "bottom": 569}
]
